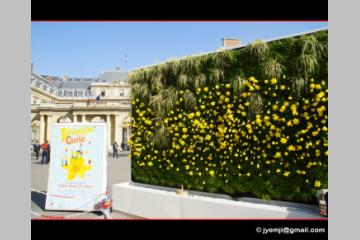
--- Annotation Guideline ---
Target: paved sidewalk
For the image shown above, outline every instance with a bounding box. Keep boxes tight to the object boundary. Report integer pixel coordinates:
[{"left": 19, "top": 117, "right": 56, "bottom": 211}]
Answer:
[{"left": 31, "top": 153, "right": 142, "bottom": 219}]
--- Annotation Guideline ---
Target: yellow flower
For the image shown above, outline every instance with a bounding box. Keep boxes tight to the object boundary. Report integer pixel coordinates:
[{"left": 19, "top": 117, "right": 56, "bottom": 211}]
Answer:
[
  {"left": 209, "top": 170, "right": 215, "bottom": 177},
  {"left": 283, "top": 171, "right": 290, "bottom": 177},
  {"left": 287, "top": 145, "right": 296, "bottom": 151},
  {"left": 204, "top": 87, "right": 209, "bottom": 92},
  {"left": 200, "top": 105, "right": 205, "bottom": 109},
  {"left": 310, "top": 83, "right": 315, "bottom": 89},
  {"left": 225, "top": 83, "right": 231, "bottom": 88},
  {"left": 189, "top": 171, "right": 193, "bottom": 176},
  {"left": 211, "top": 101, "right": 216, "bottom": 106},
  {"left": 271, "top": 78, "right": 277, "bottom": 85},
  {"left": 280, "top": 85, "right": 286, "bottom": 90},
  {"left": 293, "top": 118, "right": 300, "bottom": 125},
  {"left": 148, "top": 162, "right": 153, "bottom": 167},
  {"left": 274, "top": 152, "right": 282, "bottom": 158},
  {"left": 314, "top": 180, "right": 321, "bottom": 188},
  {"left": 291, "top": 104, "right": 298, "bottom": 115},
  {"left": 183, "top": 127, "right": 188, "bottom": 133},
  {"left": 185, "top": 165, "right": 190, "bottom": 170},
  {"left": 196, "top": 111, "right": 201, "bottom": 117},
  {"left": 280, "top": 138, "right": 287, "bottom": 144},
  {"left": 188, "top": 113, "right": 195, "bottom": 119},
  {"left": 276, "top": 169, "right": 281, "bottom": 173}
]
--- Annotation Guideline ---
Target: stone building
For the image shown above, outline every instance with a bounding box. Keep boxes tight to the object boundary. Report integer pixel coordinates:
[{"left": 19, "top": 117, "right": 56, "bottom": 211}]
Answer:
[{"left": 31, "top": 66, "right": 131, "bottom": 152}]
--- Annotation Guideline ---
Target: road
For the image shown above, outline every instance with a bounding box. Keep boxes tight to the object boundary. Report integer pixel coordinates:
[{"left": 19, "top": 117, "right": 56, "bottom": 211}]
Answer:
[{"left": 31, "top": 152, "right": 140, "bottom": 219}]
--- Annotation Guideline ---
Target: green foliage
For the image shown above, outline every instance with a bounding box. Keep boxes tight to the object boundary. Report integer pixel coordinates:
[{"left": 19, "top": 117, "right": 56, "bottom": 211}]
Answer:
[{"left": 129, "top": 30, "right": 328, "bottom": 204}]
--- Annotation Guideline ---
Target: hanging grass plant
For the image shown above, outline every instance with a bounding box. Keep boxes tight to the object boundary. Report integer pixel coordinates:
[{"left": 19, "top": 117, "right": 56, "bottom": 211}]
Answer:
[
  {"left": 290, "top": 76, "right": 308, "bottom": 99},
  {"left": 262, "top": 58, "right": 283, "bottom": 79},
  {"left": 246, "top": 39, "right": 269, "bottom": 59},
  {"left": 194, "top": 73, "right": 207, "bottom": 90},
  {"left": 183, "top": 89, "right": 197, "bottom": 110},
  {"left": 151, "top": 120, "right": 170, "bottom": 149},
  {"left": 231, "top": 75, "right": 246, "bottom": 96},
  {"left": 248, "top": 92, "right": 263, "bottom": 117}
]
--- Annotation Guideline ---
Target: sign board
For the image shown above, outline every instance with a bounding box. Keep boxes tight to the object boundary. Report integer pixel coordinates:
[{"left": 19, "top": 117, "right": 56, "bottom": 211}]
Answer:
[{"left": 45, "top": 123, "right": 107, "bottom": 211}]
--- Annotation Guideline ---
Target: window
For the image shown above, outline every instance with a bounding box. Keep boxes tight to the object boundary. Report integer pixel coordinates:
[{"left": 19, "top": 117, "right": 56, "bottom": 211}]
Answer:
[
  {"left": 64, "top": 90, "right": 68, "bottom": 97},
  {"left": 74, "top": 91, "right": 78, "bottom": 97},
  {"left": 79, "top": 91, "right": 83, "bottom": 97},
  {"left": 119, "top": 90, "right": 125, "bottom": 97},
  {"left": 58, "top": 91, "right": 62, "bottom": 97},
  {"left": 68, "top": 91, "right": 73, "bottom": 97}
]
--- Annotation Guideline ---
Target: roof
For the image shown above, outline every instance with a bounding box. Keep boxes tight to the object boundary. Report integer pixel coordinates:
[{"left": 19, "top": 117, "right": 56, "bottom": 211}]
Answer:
[
  {"left": 38, "top": 71, "right": 129, "bottom": 90},
  {"left": 52, "top": 81, "right": 92, "bottom": 89},
  {"left": 97, "top": 71, "right": 128, "bottom": 82}
]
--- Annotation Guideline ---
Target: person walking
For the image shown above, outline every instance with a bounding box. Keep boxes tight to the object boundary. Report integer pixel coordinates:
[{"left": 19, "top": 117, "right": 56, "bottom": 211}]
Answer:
[
  {"left": 40, "top": 140, "right": 49, "bottom": 164},
  {"left": 46, "top": 142, "right": 51, "bottom": 164},
  {"left": 112, "top": 142, "right": 119, "bottom": 158},
  {"left": 33, "top": 141, "right": 40, "bottom": 160}
]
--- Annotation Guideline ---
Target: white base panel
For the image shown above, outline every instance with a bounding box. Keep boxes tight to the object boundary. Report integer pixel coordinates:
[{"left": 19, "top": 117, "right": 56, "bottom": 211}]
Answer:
[{"left": 112, "top": 182, "right": 322, "bottom": 219}]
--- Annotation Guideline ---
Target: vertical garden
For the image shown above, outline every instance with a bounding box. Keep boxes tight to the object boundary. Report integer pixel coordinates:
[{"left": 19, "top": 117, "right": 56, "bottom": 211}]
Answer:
[{"left": 129, "top": 30, "right": 328, "bottom": 203}]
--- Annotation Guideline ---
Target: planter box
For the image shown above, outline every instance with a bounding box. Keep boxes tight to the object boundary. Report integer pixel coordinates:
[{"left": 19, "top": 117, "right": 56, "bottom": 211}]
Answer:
[{"left": 112, "top": 182, "right": 322, "bottom": 219}]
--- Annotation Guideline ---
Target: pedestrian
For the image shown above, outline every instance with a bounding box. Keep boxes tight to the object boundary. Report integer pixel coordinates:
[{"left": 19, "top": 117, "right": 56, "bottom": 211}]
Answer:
[
  {"left": 121, "top": 142, "right": 124, "bottom": 151},
  {"left": 46, "top": 142, "right": 51, "bottom": 164},
  {"left": 41, "top": 140, "right": 49, "bottom": 164},
  {"left": 33, "top": 141, "right": 40, "bottom": 160},
  {"left": 112, "top": 142, "right": 119, "bottom": 158}
]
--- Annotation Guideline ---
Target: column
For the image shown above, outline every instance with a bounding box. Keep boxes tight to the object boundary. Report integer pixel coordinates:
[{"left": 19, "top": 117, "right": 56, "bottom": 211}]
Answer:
[
  {"left": 39, "top": 115, "right": 45, "bottom": 144},
  {"left": 73, "top": 114, "right": 77, "bottom": 123},
  {"left": 82, "top": 114, "right": 86, "bottom": 122},
  {"left": 114, "top": 115, "right": 120, "bottom": 144},
  {"left": 106, "top": 115, "right": 111, "bottom": 148},
  {"left": 46, "top": 115, "right": 52, "bottom": 141}
]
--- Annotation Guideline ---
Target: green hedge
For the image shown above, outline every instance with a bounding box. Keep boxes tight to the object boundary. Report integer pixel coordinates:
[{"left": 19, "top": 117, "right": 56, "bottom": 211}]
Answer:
[{"left": 130, "top": 30, "right": 328, "bottom": 203}]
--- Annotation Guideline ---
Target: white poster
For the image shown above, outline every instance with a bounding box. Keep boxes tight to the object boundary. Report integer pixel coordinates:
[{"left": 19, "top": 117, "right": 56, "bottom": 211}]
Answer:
[{"left": 45, "top": 123, "right": 107, "bottom": 211}]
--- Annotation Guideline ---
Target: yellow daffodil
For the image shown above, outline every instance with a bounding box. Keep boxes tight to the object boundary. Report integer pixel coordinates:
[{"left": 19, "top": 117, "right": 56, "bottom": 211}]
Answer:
[
  {"left": 314, "top": 180, "right": 321, "bottom": 188},
  {"left": 271, "top": 78, "right": 277, "bottom": 85},
  {"left": 283, "top": 171, "right": 290, "bottom": 177}
]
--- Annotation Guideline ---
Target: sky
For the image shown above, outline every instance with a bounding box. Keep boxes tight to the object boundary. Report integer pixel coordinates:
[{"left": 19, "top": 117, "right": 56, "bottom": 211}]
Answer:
[{"left": 32, "top": 22, "right": 328, "bottom": 78}]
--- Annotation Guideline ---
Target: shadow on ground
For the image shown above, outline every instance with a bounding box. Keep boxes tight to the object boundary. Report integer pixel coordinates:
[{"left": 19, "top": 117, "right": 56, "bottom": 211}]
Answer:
[
  {"left": 31, "top": 191, "right": 104, "bottom": 217},
  {"left": 31, "top": 191, "right": 46, "bottom": 211}
]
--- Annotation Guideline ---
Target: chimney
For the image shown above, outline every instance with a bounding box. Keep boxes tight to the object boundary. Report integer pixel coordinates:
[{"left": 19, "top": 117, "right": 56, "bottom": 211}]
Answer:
[
  {"left": 115, "top": 66, "right": 121, "bottom": 71},
  {"left": 222, "top": 38, "right": 241, "bottom": 48},
  {"left": 31, "top": 63, "right": 34, "bottom": 74}
]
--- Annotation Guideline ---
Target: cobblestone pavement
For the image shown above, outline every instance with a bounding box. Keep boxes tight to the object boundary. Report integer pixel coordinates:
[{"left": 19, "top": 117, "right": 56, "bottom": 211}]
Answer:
[{"left": 31, "top": 152, "right": 143, "bottom": 219}]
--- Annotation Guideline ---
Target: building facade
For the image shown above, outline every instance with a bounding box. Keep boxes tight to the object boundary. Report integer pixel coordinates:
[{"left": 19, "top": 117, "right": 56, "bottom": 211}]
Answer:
[{"left": 31, "top": 67, "right": 132, "bottom": 152}]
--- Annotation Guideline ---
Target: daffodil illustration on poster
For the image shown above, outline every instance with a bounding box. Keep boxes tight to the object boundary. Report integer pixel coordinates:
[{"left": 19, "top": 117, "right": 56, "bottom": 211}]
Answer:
[{"left": 45, "top": 123, "right": 107, "bottom": 211}]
